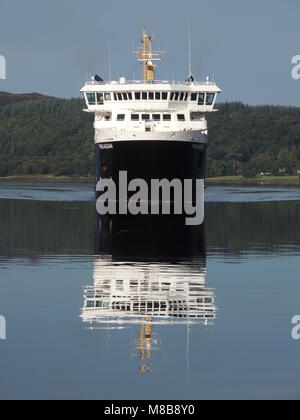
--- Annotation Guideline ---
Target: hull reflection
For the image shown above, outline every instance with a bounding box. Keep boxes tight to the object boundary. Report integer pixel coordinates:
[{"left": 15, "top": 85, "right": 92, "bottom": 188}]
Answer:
[
  {"left": 81, "top": 214, "right": 217, "bottom": 372},
  {"left": 95, "top": 214, "right": 207, "bottom": 259}
]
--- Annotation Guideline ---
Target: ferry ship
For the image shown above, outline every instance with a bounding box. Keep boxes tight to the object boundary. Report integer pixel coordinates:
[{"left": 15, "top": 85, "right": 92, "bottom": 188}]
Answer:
[{"left": 81, "top": 28, "right": 221, "bottom": 219}]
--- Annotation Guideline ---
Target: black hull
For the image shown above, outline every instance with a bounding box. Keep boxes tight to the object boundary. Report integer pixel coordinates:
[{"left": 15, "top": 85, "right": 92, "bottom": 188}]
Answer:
[
  {"left": 95, "top": 140, "right": 206, "bottom": 224},
  {"left": 96, "top": 140, "right": 206, "bottom": 183}
]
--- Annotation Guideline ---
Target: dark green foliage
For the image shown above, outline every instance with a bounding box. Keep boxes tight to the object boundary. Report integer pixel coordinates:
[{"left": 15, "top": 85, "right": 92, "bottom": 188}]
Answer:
[
  {"left": 0, "top": 97, "right": 94, "bottom": 177},
  {"left": 0, "top": 97, "right": 300, "bottom": 177},
  {"left": 207, "top": 102, "right": 300, "bottom": 177},
  {"left": 0, "top": 91, "right": 53, "bottom": 107}
]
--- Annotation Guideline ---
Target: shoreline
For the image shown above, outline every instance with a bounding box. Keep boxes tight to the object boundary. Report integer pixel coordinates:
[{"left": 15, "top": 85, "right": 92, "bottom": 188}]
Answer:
[
  {"left": 0, "top": 175, "right": 300, "bottom": 187},
  {"left": 206, "top": 176, "right": 300, "bottom": 186},
  {"left": 0, "top": 175, "right": 94, "bottom": 183}
]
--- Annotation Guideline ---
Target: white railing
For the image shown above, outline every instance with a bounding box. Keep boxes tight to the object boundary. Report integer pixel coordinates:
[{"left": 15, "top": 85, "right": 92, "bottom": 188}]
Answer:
[{"left": 85, "top": 79, "right": 217, "bottom": 87}]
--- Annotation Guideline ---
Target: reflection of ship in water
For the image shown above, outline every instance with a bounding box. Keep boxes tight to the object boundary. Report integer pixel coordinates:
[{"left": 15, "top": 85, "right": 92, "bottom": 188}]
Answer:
[
  {"left": 82, "top": 258, "right": 215, "bottom": 326},
  {"left": 81, "top": 214, "right": 217, "bottom": 372}
]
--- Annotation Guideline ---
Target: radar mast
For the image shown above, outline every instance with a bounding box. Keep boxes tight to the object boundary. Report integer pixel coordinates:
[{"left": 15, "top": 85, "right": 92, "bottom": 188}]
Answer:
[{"left": 133, "top": 27, "right": 166, "bottom": 82}]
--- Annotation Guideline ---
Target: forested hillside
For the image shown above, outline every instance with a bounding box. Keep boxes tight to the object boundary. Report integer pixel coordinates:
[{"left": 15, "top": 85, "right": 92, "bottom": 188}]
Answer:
[
  {"left": 0, "top": 97, "right": 94, "bottom": 177},
  {"left": 0, "top": 94, "right": 299, "bottom": 178},
  {"left": 207, "top": 102, "right": 300, "bottom": 177}
]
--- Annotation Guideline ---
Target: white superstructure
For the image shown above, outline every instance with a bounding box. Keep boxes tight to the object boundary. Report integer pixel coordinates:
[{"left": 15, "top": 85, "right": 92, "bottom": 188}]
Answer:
[
  {"left": 81, "top": 80, "right": 221, "bottom": 143},
  {"left": 80, "top": 28, "right": 221, "bottom": 143}
]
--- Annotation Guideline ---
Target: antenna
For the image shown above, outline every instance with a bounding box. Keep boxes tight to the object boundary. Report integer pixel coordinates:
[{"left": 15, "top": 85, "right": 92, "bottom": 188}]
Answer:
[
  {"left": 188, "top": 18, "right": 192, "bottom": 77},
  {"left": 108, "top": 48, "right": 112, "bottom": 82}
]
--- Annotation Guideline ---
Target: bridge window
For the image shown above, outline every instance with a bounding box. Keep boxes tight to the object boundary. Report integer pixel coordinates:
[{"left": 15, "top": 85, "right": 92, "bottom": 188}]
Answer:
[
  {"left": 198, "top": 93, "right": 205, "bottom": 105},
  {"left": 105, "top": 93, "right": 111, "bottom": 101},
  {"left": 135, "top": 92, "right": 141, "bottom": 100},
  {"left": 177, "top": 114, "right": 185, "bottom": 121},
  {"left": 142, "top": 114, "right": 150, "bottom": 121},
  {"left": 155, "top": 92, "right": 161, "bottom": 100},
  {"left": 86, "top": 93, "right": 96, "bottom": 105},
  {"left": 170, "top": 92, "right": 175, "bottom": 101},
  {"left": 191, "top": 93, "right": 198, "bottom": 101},
  {"left": 122, "top": 92, "right": 128, "bottom": 101},
  {"left": 117, "top": 114, "right": 125, "bottom": 121},
  {"left": 86, "top": 300, "right": 94, "bottom": 308},
  {"left": 142, "top": 92, "right": 148, "bottom": 100},
  {"left": 96, "top": 93, "right": 104, "bottom": 105},
  {"left": 206, "top": 93, "right": 215, "bottom": 105},
  {"left": 174, "top": 92, "right": 180, "bottom": 101},
  {"left": 163, "top": 114, "right": 171, "bottom": 121},
  {"left": 162, "top": 92, "right": 168, "bottom": 100},
  {"left": 127, "top": 92, "right": 133, "bottom": 100},
  {"left": 149, "top": 92, "right": 154, "bottom": 100},
  {"left": 131, "top": 114, "right": 139, "bottom": 121},
  {"left": 153, "top": 114, "right": 161, "bottom": 121},
  {"left": 180, "top": 92, "right": 185, "bottom": 101},
  {"left": 114, "top": 93, "right": 118, "bottom": 101},
  {"left": 117, "top": 93, "right": 123, "bottom": 101},
  {"left": 184, "top": 92, "right": 189, "bottom": 101}
]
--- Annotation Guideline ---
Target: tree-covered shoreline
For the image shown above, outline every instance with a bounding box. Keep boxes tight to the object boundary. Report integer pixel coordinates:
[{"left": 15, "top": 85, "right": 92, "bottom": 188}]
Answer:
[
  {"left": 207, "top": 102, "right": 300, "bottom": 178},
  {"left": 0, "top": 94, "right": 299, "bottom": 178}
]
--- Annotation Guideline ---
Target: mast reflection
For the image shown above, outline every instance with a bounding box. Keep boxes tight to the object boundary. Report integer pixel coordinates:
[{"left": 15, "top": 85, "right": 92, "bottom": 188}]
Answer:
[{"left": 81, "top": 214, "right": 217, "bottom": 373}]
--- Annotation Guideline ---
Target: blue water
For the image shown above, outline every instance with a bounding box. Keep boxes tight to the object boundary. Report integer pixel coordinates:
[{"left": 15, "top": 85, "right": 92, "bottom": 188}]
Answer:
[
  {"left": 0, "top": 180, "right": 94, "bottom": 202},
  {"left": 0, "top": 180, "right": 299, "bottom": 203},
  {"left": 0, "top": 181, "right": 300, "bottom": 400}
]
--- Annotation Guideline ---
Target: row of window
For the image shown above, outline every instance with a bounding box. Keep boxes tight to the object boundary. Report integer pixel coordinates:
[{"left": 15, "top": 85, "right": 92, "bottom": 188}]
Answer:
[
  {"left": 116, "top": 113, "right": 186, "bottom": 122},
  {"left": 116, "top": 91, "right": 169, "bottom": 101},
  {"left": 86, "top": 91, "right": 216, "bottom": 106}
]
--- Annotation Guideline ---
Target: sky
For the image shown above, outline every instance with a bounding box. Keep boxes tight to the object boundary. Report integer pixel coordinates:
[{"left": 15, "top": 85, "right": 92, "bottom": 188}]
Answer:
[{"left": 0, "top": 0, "right": 300, "bottom": 105}]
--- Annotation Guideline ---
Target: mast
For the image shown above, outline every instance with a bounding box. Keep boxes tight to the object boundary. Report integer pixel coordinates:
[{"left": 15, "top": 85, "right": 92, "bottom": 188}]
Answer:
[
  {"left": 134, "top": 28, "right": 166, "bottom": 83},
  {"left": 142, "top": 27, "right": 147, "bottom": 83}
]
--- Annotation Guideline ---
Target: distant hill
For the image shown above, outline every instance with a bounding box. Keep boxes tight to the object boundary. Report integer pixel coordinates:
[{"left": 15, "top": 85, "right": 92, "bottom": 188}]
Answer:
[
  {"left": 0, "top": 91, "right": 54, "bottom": 107},
  {"left": 0, "top": 95, "right": 299, "bottom": 178}
]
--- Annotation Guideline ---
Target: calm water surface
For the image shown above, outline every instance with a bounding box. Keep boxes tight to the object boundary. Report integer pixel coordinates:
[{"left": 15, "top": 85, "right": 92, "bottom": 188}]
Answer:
[
  {"left": 0, "top": 179, "right": 300, "bottom": 203},
  {"left": 0, "top": 181, "right": 300, "bottom": 400}
]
